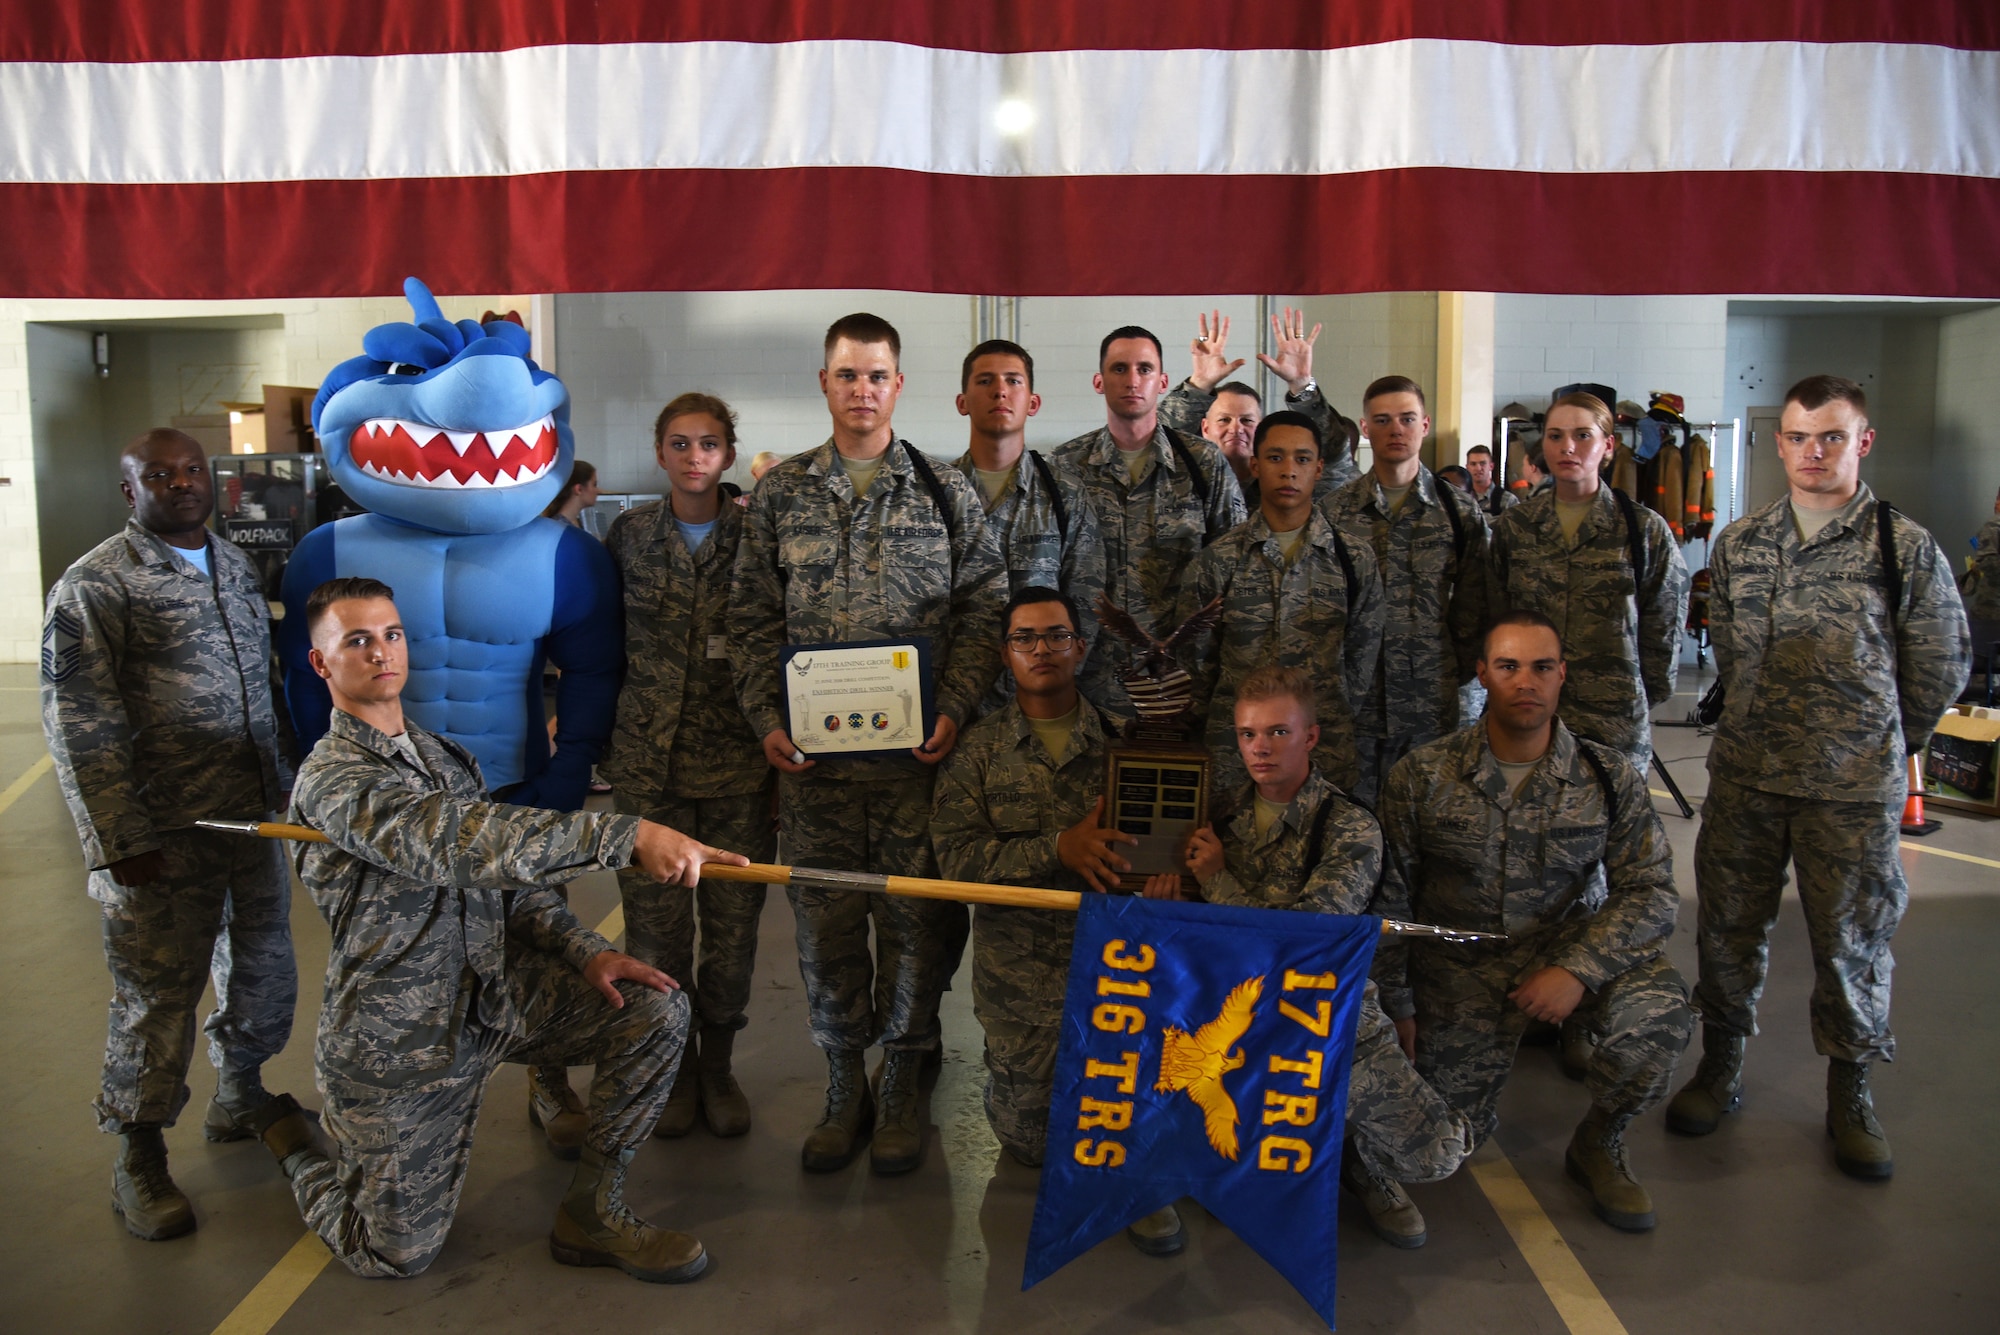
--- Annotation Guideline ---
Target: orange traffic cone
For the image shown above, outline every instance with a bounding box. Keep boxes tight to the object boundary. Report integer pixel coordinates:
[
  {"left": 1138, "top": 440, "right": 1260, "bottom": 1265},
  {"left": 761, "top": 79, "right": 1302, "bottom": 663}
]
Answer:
[{"left": 1901, "top": 754, "right": 1941, "bottom": 837}]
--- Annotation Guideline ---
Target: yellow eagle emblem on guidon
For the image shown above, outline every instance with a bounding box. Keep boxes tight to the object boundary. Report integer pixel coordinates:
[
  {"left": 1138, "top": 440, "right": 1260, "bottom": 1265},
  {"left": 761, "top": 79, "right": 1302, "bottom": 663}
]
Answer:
[{"left": 1154, "top": 975, "right": 1264, "bottom": 1160}]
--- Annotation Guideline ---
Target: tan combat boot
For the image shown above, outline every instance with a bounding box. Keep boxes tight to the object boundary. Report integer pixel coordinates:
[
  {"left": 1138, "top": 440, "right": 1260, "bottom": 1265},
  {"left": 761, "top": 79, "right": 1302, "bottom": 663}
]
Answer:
[
  {"left": 112, "top": 1126, "right": 195, "bottom": 1241},
  {"left": 652, "top": 1033, "right": 702, "bottom": 1139},
  {"left": 1341, "top": 1152, "right": 1427, "bottom": 1249},
  {"left": 202, "top": 1063, "right": 270, "bottom": 1143},
  {"left": 251, "top": 1093, "right": 322, "bottom": 1178},
  {"left": 800, "top": 1050, "right": 872, "bottom": 1172},
  {"left": 1665, "top": 1027, "right": 1745, "bottom": 1136},
  {"left": 529, "top": 1066, "right": 588, "bottom": 1159},
  {"left": 869, "top": 1050, "right": 925, "bottom": 1176},
  {"left": 549, "top": 1144, "right": 709, "bottom": 1283},
  {"left": 1566, "top": 1105, "right": 1656, "bottom": 1231},
  {"left": 1827, "top": 1060, "right": 1893, "bottom": 1180},
  {"left": 1126, "top": 1204, "right": 1185, "bottom": 1256},
  {"left": 697, "top": 1027, "right": 751, "bottom": 1138}
]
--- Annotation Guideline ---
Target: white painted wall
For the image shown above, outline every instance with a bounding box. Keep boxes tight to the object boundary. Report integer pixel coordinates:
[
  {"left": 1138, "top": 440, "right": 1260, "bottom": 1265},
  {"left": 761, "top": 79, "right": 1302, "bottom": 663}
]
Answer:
[
  {"left": 553, "top": 292, "right": 1447, "bottom": 496},
  {"left": 1, "top": 286, "right": 1987, "bottom": 666},
  {"left": 1723, "top": 311, "right": 1944, "bottom": 537},
  {"left": 1934, "top": 305, "right": 2000, "bottom": 567},
  {"left": 1494, "top": 294, "right": 1732, "bottom": 541},
  {"left": 4, "top": 290, "right": 527, "bottom": 660},
  {"left": 554, "top": 290, "right": 981, "bottom": 494}
]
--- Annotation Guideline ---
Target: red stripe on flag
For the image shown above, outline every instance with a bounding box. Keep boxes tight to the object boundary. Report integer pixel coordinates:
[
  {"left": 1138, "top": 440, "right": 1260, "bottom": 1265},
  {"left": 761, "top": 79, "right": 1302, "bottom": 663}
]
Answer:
[
  {"left": 1, "top": 169, "right": 1994, "bottom": 300},
  {"left": 1, "top": 0, "right": 1993, "bottom": 63}
]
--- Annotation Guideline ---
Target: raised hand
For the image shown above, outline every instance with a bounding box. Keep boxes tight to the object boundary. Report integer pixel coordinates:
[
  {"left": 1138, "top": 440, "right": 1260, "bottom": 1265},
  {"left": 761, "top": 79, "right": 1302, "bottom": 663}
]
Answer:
[
  {"left": 1189, "top": 310, "right": 1247, "bottom": 392},
  {"left": 1256, "top": 306, "right": 1323, "bottom": 395}
]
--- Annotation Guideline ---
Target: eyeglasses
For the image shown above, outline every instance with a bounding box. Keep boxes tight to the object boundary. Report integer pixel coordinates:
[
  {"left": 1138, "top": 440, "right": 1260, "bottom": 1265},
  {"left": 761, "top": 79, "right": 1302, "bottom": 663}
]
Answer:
[{"left": 1004, "top": 629, "right": 1079, "bottom": 652}]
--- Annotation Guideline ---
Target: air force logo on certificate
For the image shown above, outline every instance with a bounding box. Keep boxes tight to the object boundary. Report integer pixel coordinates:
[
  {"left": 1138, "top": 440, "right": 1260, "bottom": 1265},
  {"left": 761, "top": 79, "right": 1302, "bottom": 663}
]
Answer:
[{"left": 781, "top": 638, "right": 935, "bottom": 756}]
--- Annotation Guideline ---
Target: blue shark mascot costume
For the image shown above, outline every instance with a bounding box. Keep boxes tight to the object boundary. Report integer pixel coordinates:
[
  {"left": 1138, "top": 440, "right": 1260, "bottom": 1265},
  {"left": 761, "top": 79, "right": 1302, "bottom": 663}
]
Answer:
[{"left": 280, "top": 278, "right": 619, "bottom": 813}]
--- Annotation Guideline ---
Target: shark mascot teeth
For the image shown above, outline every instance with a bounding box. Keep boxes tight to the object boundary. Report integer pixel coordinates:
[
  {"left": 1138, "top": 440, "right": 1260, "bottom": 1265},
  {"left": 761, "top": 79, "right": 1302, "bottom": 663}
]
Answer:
[{"left": 279, "top": 277, "right": 619, "bottom": 810}]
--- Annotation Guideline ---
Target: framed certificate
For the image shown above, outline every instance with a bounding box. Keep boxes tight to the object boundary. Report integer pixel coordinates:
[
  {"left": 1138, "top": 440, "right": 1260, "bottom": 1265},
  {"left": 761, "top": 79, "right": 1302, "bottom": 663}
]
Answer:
[{"left": 781, "top": 638, "right": 936, "bottom": 757}]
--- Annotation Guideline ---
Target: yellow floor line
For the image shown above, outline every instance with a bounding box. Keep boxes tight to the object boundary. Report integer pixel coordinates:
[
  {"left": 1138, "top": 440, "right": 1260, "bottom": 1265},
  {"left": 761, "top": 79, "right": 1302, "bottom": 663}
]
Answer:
[
  {"left": 1467, "top": 1143, "right": 1630, "bottom": 1335},
  {"left": 208, "top": 1231, "right": 332, "bottom": 1335},
  {"left": 0, "top": 754, "right": 53, "bottom": 819},
  {"left": 1899, "top": 841, "right": 2000, "bottom": 873},
  {"left": 207, "top": 902, "right": 625, "bottom": 1334}
]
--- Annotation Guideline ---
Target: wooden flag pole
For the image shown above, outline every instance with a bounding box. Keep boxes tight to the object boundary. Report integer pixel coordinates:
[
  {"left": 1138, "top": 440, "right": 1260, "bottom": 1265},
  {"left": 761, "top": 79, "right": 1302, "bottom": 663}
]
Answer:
[{"left": 194, "top": 821, "right": 1504, "bottom": 943}]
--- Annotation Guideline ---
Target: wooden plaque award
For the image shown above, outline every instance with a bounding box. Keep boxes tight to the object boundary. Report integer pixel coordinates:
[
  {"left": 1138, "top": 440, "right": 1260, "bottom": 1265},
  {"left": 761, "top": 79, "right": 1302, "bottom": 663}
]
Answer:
[{"left": 1096, "top": 595, "right": 1223, "bottom": 894}]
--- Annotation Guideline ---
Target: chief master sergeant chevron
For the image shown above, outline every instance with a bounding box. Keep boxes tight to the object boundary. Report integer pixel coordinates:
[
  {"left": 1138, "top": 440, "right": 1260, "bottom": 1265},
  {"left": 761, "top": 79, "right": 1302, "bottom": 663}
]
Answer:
[
  {"left": 42, "top": 427, "right": 300, "bottom": 1244},
  {"left": 1668, "top": 374, "right": 1969, "bottom": 1181},
  {"left": 731, "top": 313, "right": 1007, "bottom": 1178}
]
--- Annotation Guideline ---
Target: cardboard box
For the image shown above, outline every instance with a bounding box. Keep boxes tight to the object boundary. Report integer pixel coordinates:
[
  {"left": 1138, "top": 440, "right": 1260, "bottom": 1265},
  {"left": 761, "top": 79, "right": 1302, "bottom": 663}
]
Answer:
[
  {"left": 1922, "top": 710, "right": 2000, "bottom": 815},
  {"left": 172, "top": 410, "right": 265, "bottom": 454},
  {"left": 262, "top": 385, "right": 318, "bottom": 454}
]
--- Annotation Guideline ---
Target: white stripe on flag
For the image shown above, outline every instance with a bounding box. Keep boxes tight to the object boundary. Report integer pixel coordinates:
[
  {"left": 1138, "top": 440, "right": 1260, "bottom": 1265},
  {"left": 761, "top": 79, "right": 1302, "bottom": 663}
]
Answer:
[{"left": 3, "top": 39, "right": 1996, "bottom": 186}]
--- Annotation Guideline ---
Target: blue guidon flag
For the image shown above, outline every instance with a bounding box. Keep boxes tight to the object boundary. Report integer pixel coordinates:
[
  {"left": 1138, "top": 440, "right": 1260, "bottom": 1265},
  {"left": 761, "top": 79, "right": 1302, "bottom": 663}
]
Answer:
[{"left": 1024, "top": 894, "right": 1378, "bottom": 1329}]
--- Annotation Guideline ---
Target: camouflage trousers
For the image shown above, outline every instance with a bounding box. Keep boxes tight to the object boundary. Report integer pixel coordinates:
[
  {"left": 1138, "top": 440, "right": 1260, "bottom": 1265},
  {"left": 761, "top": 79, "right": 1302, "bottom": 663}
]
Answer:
[
  {"left": 782, "top": 771, "right": 965, "bottom": 1052},
  {"left": 90, "top": 827, "right": 296, "bottom": 1134},
  {"left": 1347, "top": 983, "right": 1474, "bottom": 1184},
  {"left": 1354, "top": 732, "right": 1435, "bottom": 811},
  {"left": 1413, "top": 942, "right": 1692, "bottom": 1143},
  {"left": 970, "top": 904, "right": 1074, "bottom": 1161},
  {"left": 1693, "top": 776, "right": 1907, "bottom": 1064},
  {"left": 291, "top": 956, "right": 687, "bottom": 1279},
  {"left": 614, "top": 783, "right": 775, "bottom": 1033}
]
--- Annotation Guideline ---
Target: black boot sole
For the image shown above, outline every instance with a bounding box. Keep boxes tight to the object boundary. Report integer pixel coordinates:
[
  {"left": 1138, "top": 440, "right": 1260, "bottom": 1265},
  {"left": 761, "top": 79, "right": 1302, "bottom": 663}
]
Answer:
[
  {"left": 112, "top": 1196, "right": 195, "bottom": 1241},
  {"left": 1564, "top": 1150, "right": 1656, "bottom": 1232},
  {"left": 1664, "top": 1090, "right": 1741, "bottom": 1137},
  {"left": 869, "top": 1138, "right": 923, "bottom": 1176},
  {"left": 1827, "top": 1122, "right": 1894, "bottom": 1180},
  {"left": 1126, "top": 1224, "right": 1186, "bottom": 1257},
  {"left": 1832, "top": 1154, "right": 1894, "bottom": 1181},
  {"left": 1364, "top": 1218, "right": 1427, "bottom": 1249},
  {"left": 801, "top": 1103, "right": 875, "bottom": 1173},
  {"left": 550, "top": 1237, "right": 710, "bottom": 1283}
]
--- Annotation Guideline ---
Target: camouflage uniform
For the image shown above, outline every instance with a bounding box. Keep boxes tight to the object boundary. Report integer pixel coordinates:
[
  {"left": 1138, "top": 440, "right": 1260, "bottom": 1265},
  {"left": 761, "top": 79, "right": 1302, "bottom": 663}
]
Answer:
[
  {"left": 731, "top": 441, "right": 1006, "bottom": 1053},
  {"left": 931, "top": 698, "right": 1112, "bottom": 1161},
  {"left": 1160, "top": 379, "right": 1362, "bottom": 500},
  {"left": 1052, "top": 424, "right": 1245, "bottom": 719},
  {"left": 41, "top": 520, "right": 297, "bottom": 1134},
  {"left": 1376, "top": 723, "right": 1693, "bottom": 1142},
  {"left": 1695, "top": 488, "right": 1969, "bottom": 1064},
  {"left": 602, "top": 499, "right": 773, "bottom": 1032},
  {"left": 286, "top": 710, "right": 683, "bottom": 1278},
  {"left": 1324, "top": 468, "right": 1493, "bottom": 807},
  {"left": 1474, "top": 485, "right": 1518, "bottom": 519},
  {"left": 1491, "top": 486, "right": 1690, "bottom": 769},
  {"left": 1175, "top": 511, "right": 1386, "bottom": 794},
  {"left": 1199, "top": 771, "right": 1474, "bottom": 1184},
  {"left": 1959, "top": 515, "right": 2000, "bottom": 623},
  {"left": 946, "top": 448, "right": 1107, "bottom": 714}
]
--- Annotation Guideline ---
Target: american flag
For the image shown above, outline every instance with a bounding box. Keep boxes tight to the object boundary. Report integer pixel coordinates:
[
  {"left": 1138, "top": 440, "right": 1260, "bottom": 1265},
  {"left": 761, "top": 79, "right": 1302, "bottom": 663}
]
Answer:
[{"left": 1, "top": 1, "right": 1994, "bottom": 298}]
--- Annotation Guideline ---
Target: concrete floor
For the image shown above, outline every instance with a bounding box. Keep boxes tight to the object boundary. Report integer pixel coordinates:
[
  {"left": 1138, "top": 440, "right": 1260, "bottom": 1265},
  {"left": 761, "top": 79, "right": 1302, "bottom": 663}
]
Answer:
[{"left": 4, "top": 667, "right": 1997, "bottom": 1334}]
